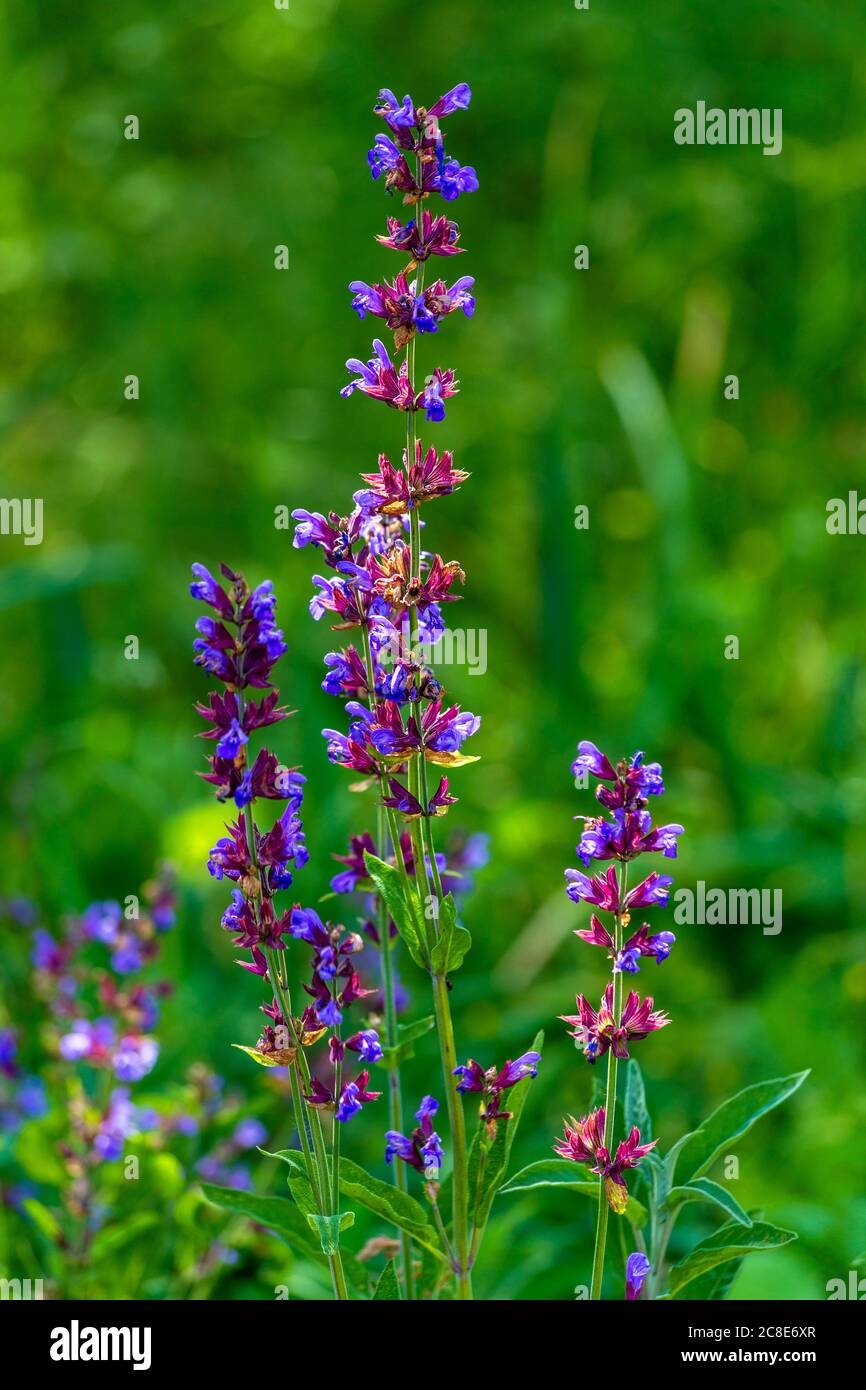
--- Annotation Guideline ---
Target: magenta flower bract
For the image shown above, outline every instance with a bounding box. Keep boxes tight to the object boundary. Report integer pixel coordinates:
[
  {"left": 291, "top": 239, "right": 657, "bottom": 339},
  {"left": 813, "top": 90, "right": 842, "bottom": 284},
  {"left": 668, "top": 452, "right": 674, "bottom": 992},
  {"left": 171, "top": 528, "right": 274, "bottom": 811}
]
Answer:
[
  {"left": 561, "top": 983, "right": 671, "bottom": 1064},
  {"left": 554, "top": 1106, "right": 658, "bottom": 1214}
]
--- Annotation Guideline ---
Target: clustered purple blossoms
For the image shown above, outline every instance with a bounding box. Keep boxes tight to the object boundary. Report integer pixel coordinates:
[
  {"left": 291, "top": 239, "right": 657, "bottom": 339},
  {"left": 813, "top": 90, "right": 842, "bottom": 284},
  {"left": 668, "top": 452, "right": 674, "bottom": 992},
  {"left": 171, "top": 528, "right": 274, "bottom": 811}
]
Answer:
[
  {"left": 291, "top": 84, "right": 481, "bottom": 879},
  {"left": 1, "top": 888, "right": 262, "bottom": 1270},
  {"left": 0, "top": 1028, "right": 47, "bottom": 1136},
  {"left": 192, "top": 563, "right": 307, "bottom": 967},
  {"left": 291, "top": 87, "right": 484, "bottom": 1025},
  {"left": 45, "top": 879, "right": 172, "bottom": 1086},
  {"left": 191, "top": 563, "right": 383, "bottom": 1130},
  {"left": 453, "top": 1052, "right": 542, "bottom": 1136},
  {"left": 185, "top": 86, "right": 486, "bottom": 1302},
  {"left": 556, "top": 743, "right": 683, "bottom": 1239},
  {"left": 367, "top": 84, "right": 477, "bottom": 199},
  {"left": 385, "top": 1095, "right": 443, "bottom": 1175},
  {"left": 196, "top": 1114, "right": 269, "bottom": 1192},
  {"left": 11, "top": 873, "right": 176, "bottom": 1171},
  {"left": 286, "top": 906, "right": 383, "bottom": 1123},
  {"left": 291, "top": 83, "right": 542, "bottom": 1299}
]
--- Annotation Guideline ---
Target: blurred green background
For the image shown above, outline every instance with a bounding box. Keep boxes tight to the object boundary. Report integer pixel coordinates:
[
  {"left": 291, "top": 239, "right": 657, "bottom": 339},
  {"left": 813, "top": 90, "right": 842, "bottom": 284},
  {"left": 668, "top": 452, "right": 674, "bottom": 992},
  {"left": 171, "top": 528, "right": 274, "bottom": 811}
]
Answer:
[{"left": 2, "top": 0, "right": 865, "bottom": 1298}]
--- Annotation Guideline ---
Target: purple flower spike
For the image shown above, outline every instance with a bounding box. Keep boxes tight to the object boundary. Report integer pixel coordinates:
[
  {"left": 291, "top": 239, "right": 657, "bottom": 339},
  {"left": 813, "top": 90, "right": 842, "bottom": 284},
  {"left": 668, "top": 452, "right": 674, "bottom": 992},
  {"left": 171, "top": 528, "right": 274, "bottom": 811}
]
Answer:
[
  {"left": 559, "top": 747, "right": 683, "bottom": 1240},
  {"left": 281, "top": 81, "right": 484, "bottom": 1292}
]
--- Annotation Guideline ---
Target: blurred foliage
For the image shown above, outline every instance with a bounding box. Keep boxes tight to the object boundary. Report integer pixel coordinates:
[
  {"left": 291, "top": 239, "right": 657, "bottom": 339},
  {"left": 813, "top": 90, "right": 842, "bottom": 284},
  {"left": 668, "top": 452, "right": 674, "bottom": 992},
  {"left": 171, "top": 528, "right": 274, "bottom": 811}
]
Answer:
[{"left": 1, "top": 0, "right": 865, "bottom": 1299}]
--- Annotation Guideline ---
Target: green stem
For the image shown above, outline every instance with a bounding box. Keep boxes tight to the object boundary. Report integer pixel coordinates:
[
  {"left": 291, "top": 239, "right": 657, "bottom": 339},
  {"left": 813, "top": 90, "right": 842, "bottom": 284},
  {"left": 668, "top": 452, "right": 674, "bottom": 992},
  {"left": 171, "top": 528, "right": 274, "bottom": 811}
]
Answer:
[
  {"left": 429, "top": 1195, "right": 457, "bottom": 1267},
  {"left": 234, "top": 688, "right": 347, "bottom": 1298},
  {"left": 377, "top": 806, "right": 416, "bottom": 1300},
  {"left": 361, "top": 624, "right": 415, "bottom": 1299},
  {"left": 264, "top": 948, "right": 348, "bottom": 1300},
  {"left": 417, "top": 755, "right": 445, "bottom": 900},
  {"left": 431, "top": 972, "right": 472, "bottom": 1299},
  {"left": 405, "top": 804, "right": 470, "bottom": 1296},
  {"left": 289, "top": 1032, "right": 333, "bottom": 1214},
  {"left": 589, "top": 859, "right": 628, "bottom": 1301},
  {"left": 331, "top": 1015, "right": 342, "bottom": 1215},
  {"left": 391, "top": 175, "right": 473, "bottom": 1295},
  {"left": 408, "top": 816, "right": 434, "bottom": 948},
  {"left": 409, "top": 505, "right": 422, "bottom": 579},
  {"left": 385, "top": 804, "right": 420, "bottom": 914},
  {"left": 262, "top": 947, "right": 317, "bottom": 1194}
]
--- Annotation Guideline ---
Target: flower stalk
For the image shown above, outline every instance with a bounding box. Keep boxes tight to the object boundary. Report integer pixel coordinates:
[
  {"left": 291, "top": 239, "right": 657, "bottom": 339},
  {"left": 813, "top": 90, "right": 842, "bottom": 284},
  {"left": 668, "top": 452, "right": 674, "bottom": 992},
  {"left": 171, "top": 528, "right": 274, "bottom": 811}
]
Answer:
[
  {"left": 360, "top": 613, "right": 416, "bottom": 1297},
  {"left": 292, "top": 80, "right": 485, "bottom": 1299},
  {"left": 556, "top": 743, "right": 683, "bottom": 1300},
  {"left": 189, "top": 562, "right": 356, "bottom": 1299},
  {"left": 589, "top": 859, "right": 627, "bottom": 1299}
]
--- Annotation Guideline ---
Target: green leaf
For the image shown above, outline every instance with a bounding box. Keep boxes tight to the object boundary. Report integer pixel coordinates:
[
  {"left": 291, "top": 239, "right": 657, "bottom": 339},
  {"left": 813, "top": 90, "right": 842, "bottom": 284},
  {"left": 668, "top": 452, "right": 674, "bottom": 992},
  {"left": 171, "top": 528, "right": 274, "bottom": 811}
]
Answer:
[
  {"left": 14, "top": 1119, "right": 67, "bottom": 1185},
  {"left": 375, "top": 1015, "right": 436, "bottom": 1069},
  {"left": 499, "top": 1159, "right": 648, "bottom": 1227},
  {"left": 624, "top": 1060, "right": 652, "bottom": 1142},
  {"left": 672, "top": 1253, "right": 745, "bottom": 1301},
  {"left": 264, "top": 1150, "right": 444, "bottom": 1261},
  {"left": 231, "top": 1043, "right": 283, "bottom": 1067},
  {"left": 90, "top": 1212, "right": 160, "bottom": 1262},
  {"left": 642, "top": 1148, "right": 670, "bottom": 1209},
  {"left": 665, "top": 1220, "right": 797, "bottom": 1296},
  {"left": 21, "top": 1198, "right": 61, "bottom": 1243},
  {"left": 666, "top": 1071, "right": 809, "bottom": 1186},
  {"left": 429, "top": 893, "right": 471, "bottom": 976},
  {"left": 333, "top": 1157, "right": 441, "bottom": 1254},
  {"left": 201, "top": 1182, "right": 321, "bottom": 1253},
  {"left": 372, "top": 1259, "right": 401, "bottom": 1300},
  {"left": 445, "top": 925, "right": 472, "bottom": 973},
  {"left": 306, "top": 1211, "right": 354, "bottom": 1254},
  {"left": 364, "top": 851, "right": 428, "bottom": 970},
  {"left": 288, "top": 1176, "right": 317, "bottom": 1218},
  {"left": 666, "top": 1178, "right": 753, "bottom": 1227},
  {"left": 468, "top": 1030, "right": 544, "bottom": 1233},
  {"left": 201, "top": 1182, "right": 368, "bottom": 1289},
  {"left": 395, "top": 1015, "right": 437, "bottom": 1046},
  {"left": 499, "top": 1160, "right": 600, "bottom": 1197}
]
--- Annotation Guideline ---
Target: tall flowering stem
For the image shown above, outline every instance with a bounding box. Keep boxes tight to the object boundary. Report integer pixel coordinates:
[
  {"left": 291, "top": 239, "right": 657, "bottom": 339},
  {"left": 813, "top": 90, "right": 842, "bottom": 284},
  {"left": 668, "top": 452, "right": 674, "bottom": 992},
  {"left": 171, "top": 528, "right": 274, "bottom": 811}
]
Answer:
[
  {"left": 292, "top": 81, "right": 482, "bottom": 1298},
  {"left": 189, "top": 561, "right": 356, "bottom": 1300},
  {"left": 558, "top": 744, "right": 683, "bottom": 1299},
  {"left": 357, "top": 616, "right": 418, "bottom": 1297},
  {"left": 590, "top": 857, "right": 627, "bottom": 1300}
]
